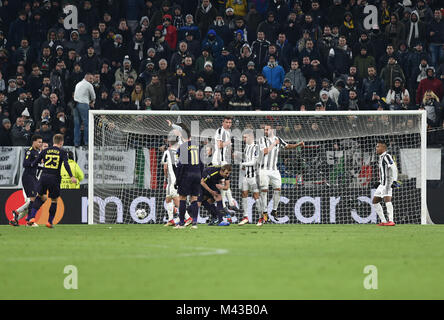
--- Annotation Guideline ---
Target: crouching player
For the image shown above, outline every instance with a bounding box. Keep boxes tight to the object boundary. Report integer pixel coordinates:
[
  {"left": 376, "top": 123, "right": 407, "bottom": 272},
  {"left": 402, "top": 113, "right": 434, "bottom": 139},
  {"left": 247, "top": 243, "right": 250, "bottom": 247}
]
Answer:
[
  {"left": 29, "top": 134, "right": 77, "bottom": 228},
  {"left": 199, "top": 164, "right": 232, "bottom": 226},
  {"left": 174, "top": 127, "right": 202, "bottom": 229},
  {"left": 9, "top": 135, "right": 43, "bottom": 227},
  {"left": 373, "top": 140, "right": 400, "bottom": 226}
]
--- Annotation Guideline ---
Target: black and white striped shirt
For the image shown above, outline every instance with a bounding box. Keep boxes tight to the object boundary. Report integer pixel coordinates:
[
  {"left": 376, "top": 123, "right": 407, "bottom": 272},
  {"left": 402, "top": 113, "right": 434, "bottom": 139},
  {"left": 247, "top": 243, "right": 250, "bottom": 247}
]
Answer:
[
  {"left": 161, "top": 147, "right": 178, "bottom": 184},
  {"left": 212, "top": 127, "right": 231, "bottom": 165},
  {"left": 259, "top": 136, "right": 288, "bottom": 171},
  {"left": 243, "top": 143, "right": 259, "bottom": 178},
  {"left": 378, "top": 151, "right": 397, "bottom": 187}
]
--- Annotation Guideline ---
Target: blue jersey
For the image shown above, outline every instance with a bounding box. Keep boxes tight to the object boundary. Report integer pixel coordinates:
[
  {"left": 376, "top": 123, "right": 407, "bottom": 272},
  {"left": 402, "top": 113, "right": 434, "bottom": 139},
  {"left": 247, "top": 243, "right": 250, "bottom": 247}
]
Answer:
[
  {"left": 23, "top": 147, "right": 40, "bottom": 177},
  {"left": 32, "top": 146, "right": 73, "bottom": 177},
  {"left": 176, "top": 140, "right": 203, "bottom": 196},
  {"left": 202, "top": 166, "right": 229, "bottom": 187}
]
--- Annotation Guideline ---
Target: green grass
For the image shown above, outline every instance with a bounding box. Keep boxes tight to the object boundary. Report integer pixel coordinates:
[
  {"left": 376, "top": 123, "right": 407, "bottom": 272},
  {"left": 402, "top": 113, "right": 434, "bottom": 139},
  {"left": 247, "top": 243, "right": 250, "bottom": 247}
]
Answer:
[{"left": 1, "top": 224, "right": 444, "bottom": 300}]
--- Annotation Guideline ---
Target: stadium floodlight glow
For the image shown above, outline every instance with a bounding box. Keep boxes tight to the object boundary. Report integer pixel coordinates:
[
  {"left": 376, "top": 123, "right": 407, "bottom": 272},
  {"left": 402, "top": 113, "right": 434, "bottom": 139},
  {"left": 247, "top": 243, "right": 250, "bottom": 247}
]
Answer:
[{"left": 88, "top": 110, "right": 431, "bottom": 225}]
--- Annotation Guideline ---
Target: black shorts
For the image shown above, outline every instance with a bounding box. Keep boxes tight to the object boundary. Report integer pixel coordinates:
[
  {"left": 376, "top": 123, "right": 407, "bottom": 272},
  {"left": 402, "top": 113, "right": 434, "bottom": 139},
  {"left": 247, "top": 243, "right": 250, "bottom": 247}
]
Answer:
[
  {"left": 37, "top": 174, "right": 61, "bottom": 199},
  {"left": 22, "top": 174, "right": 38, "bottom": 198},
  {"left": 177, "top": 173, "right": 201, "bottom": 197},
  {"left": 198, "top": 184, "right": 220, "bottom": 202}
]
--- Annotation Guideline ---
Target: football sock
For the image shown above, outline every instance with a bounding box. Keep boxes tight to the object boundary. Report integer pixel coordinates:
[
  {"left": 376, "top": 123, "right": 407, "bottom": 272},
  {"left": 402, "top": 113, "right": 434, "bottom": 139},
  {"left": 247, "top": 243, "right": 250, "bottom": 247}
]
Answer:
[
  {"left": 202, "top": 201, "right": 216, "bottom": 219},
  {"left": 386, "top": 202, "right": 394, "bottom": 222},
  {"left": 216, "top": 200, "right": 224, "bottom": 222},
  {"left": 189, "top": 201, "right": 199, "bottom": 222},
  {"left": 185, "top": 211, "right": 191, "bottom": 220},
  {"left": 272, "top": 190, "right": 281, "bottom": 211},
  {"left": 166, "top": 201, "right": 174, "bottom": 221},
  {"left": 18, "top": 200, "right": 32, "bottom": 220},
  {"left": 374, "top": 202, "right": 387, "bottom": 223},
  {"left": 242, "top": 197, "right": 249, "bottom": 217},
  {"left": 255, "top": 197, "right": 262, "bottom": 216},
  {"left": 48, "top": 202, "right": 57, "bottom": 224},
  {"left": 29, "top": 197, "right": 44, "bottom": 220},
  {"left": 16, "top": 198, "right": 30, "bottom": 214},
  {"left": 179, "top": 200, "right": 187, "bottom": 225},
  {"left": 220, "top": 189, "right": 227, "bottom": 207},
  {"left": 260, "top": 191, "right": 268, "bottom": 214}
]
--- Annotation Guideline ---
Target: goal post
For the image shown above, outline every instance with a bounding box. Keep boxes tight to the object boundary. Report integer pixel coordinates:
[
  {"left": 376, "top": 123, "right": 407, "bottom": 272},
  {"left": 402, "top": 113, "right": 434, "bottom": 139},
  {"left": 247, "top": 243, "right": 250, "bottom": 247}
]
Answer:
[{"left": 88, "top": 110, "right": 430, "bottom": 225}]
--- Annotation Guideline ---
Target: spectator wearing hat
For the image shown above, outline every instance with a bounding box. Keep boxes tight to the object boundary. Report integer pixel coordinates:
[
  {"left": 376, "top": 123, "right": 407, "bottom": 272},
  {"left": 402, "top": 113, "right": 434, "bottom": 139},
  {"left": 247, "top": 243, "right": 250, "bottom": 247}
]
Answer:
[
  {"left": 380, "top": 56, "right": 406, "bottom": 90},
  {"left": 178, "top": 14, "right": 200, "bottom": 41},
  {"left": 202, "top": 29, "right": 224, "bottom": 59},
  {"left": 195, "top": 47, "right": 214, "bottom": 73},
  {"left": 386, "top": 77, "right": 410, "bottom": 110},
  {"left": 264, "top": 88, "right": 284, "bottom": 111},
  {"left": 285, "top": 59, "right": 306, "bottom": 95},
  {"left": 63, "top": 30, "right": 85, "bottom": 55},
  {"left": 142, "top": 97, "right": 153, "bottom": 110},
  {"left": 139, "top": 58, "right": 156, "bottom": 87},
  {"left": 7, "top": 11, "right": 28, "bottom": 51},
  {"left": 195, "top": 0, "right": 219, "bottom": 36},
  {"left": 203, "top": 86, "right": 214, "bottom": 104},
  {"left": 353, "top": 46, "right": 375, "bottom": 80},
  {"left": 0, "top": 118, "right": 12, "bottom": 146},
  {"left": 200, "top": 61, "right": 218, "bottom": 88},
  {"left": 214, "top": 46, "right": 235, "bottom": 74},
  {"left": 145, "top": 73, "right": 166, "bottom": 110},
  {"left": 36, "top": 117, "right": 54, "bottom": 143},
  {"left": 257, "top": 11, "right": 281, "bottom": 43},
  {"left": 109, "top": 91, "right": 122, "bottom": 110},
  {"left": 121, "top": 93, "right": 137, "bottom": 110},
  {"left": 158, "top": 14, "right": 177, "bottom": 50},
  {"left": 406, "top": 10, "right": 427, "bottom": 49},
  {"left": 319, "top": 90, "right": 337, "bottom": 111},
  {"left": 281, "top": 78, "right": 301, "bottom": 110},
  {"left": 151, "top": 1, "right": 173, "bottom": 31},
  {"left": 228, "top": 29, "right": 247, "bottom": 58},
  {"left": 167, "top": 64, "right": 189, "bottom": 99},
  {"left": 416, "top": 66, "right": 444, "bottom": 104},
  {"left": 228, "top": 86, "right": 252, "bottom": 110},
  {"left": 115, "top": 56, "right": 138, "bottom": 83}
]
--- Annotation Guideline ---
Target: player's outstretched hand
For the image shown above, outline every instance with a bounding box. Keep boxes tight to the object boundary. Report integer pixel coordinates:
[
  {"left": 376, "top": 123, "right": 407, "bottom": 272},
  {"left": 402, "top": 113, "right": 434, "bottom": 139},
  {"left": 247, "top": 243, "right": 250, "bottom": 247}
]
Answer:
[
  {"left": 299, "top": 141, "right": 305, "bottom": 147},
  {"left": 166, "top": 120, "right": 172, "bottom": 127},
  {"left": 391, "top": 181, "right": 402, "bottom": 189}
]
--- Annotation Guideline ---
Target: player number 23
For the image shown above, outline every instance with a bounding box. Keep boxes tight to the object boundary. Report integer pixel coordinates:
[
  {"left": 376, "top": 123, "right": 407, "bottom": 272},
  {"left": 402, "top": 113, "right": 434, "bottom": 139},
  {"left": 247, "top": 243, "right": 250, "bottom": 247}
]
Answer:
[{"left": 44, "top": 155, "right": 60, "bottom": 169}]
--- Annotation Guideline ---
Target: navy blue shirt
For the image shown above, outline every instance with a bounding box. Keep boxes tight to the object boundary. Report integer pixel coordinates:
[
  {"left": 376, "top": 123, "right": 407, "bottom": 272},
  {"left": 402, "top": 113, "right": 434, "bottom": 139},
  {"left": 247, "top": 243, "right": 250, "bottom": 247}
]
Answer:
[
  {"left": 23, "top": 147, "right": 40, "bottom": 177},
  {"left": 176, "top": 140, "right": 203, "bottom": 182},
  {"left": 31, "top": 146, "right": 73, "bottom": 177},
  {"left": 202, "top": 166, "right": 229, "bottom": 186}
]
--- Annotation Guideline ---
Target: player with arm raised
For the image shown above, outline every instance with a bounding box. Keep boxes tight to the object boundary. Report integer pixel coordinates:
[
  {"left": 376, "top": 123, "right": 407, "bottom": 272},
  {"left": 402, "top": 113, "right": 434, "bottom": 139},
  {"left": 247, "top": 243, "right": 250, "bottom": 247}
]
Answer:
[
  {"left": 199, "top": 165, "right": 232, "bottom": 226},
  {"left": 9, "top": 135, "right": 43, "bottom": 227},
  {"left": 161, "top": 137, "right": 193, "bottom": 227},
  {"left": 373, "top": 140, "right": 400, "bottom": 226},
  {"left": 238, "top": 129, "right": 261, "bottom": 226},
  {"left": 257, "top": 124, "right": 304, "bottom": 226},
  {"left": 212, "top": 116, "right": 241, "bottom": 213},
  {"left": 174, "top": 126, "right": 202, "bottom": 229},
  {"left": 29, "top": 134, "right": 77, "bottom": 228}
]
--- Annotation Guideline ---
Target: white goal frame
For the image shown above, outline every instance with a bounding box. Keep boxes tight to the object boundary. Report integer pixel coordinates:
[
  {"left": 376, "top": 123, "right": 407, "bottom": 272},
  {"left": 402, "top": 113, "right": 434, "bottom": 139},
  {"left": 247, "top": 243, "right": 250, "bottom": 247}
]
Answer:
[{"left": 88, "top": 110, "right": 428, "bottom": 225}]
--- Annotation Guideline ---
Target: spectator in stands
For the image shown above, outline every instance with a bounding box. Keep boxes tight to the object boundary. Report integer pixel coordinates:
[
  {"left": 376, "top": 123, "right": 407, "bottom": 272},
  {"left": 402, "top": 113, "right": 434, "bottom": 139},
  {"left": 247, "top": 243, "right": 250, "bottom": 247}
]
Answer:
[
  {"left": 420, "top": 90, "right": 442, "bottom": 128},
  {"left": 11, "top": 116, "right": 31, "bottom": 146},
  {"left": 416, "top": 66, "right": 444, "bottom": 104},
  {"left": 195, "top": 0, "right": 218, "bottom": 36},
  {"left": 262, "top": 55, "right": 285, "bottom": 90},
  {"left": 386, "top": 77, "right": 410, "bottom": 110},
  {"left": 73, "top": 73, "right": 96, "bottom": 147},
  {"left": 145, "top": 74, "right": 166, "bottom": 110},
  {"left": 406, "top": 10, "right": 427, "bottom": 49},
  {"left": 362, "top": 66, "right": 385, "bottom": 110},
  {"left": 301, "top": 78, "right": 320, "bottom": 111},
  {"left": 380, "top": 56, "right": 406, "bottom": 90},
  {"left": 0, "top": 118, "right": 12, "bottom": 146},
  {"left": 428, "top": 9, "right": 444, "bottom": 67},
  {"left": 353, "top": 46, "right": 375, "bottom": 80},
  {"left": 285, "top": 59, "right": 306, "bottom": 95},
  {"left": 328, "top": 35, "right": 353, "bottom": 80}
]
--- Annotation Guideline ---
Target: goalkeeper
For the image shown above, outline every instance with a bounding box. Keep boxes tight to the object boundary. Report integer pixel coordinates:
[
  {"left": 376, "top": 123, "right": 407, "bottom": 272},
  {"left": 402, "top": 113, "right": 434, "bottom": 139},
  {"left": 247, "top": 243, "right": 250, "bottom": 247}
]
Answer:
[{"left": 372, "top": 140, "right": 400, "bottom": 226}]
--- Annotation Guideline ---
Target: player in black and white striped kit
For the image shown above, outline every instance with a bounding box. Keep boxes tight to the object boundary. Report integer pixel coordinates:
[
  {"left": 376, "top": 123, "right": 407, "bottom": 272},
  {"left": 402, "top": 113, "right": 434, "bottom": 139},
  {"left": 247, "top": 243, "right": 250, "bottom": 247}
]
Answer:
[
  {"left": 212, "top": 116, "right": 241, "bottom": 213},
  {"left": 257, "top": 124, "right": 304, "bottom": 226},
  {"left": 373, "top": 140, "right": 399, "bottom": 226},
  {"left": 238, "top": 129, "right": 261, "bottom": 225}
]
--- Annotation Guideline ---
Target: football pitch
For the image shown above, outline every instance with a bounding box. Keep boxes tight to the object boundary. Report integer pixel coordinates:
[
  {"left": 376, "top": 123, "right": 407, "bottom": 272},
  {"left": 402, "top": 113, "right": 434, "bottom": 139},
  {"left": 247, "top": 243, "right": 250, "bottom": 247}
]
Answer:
[{"left": 1, "top": 224, "right": 444, "bottom": 300}]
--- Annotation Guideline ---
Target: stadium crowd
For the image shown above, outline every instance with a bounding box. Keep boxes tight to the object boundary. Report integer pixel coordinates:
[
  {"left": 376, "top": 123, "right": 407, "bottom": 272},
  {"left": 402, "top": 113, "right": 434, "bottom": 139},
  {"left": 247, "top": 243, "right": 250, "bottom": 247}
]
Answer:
[{"left": 0, "top": 0, "right": 443, "bottom": 147}]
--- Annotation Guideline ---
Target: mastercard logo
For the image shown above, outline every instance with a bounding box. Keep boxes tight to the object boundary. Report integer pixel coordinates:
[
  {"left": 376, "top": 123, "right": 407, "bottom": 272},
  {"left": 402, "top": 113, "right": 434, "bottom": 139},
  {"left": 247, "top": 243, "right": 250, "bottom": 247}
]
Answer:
[{"left": 4, "top": 190, "right": 65, "bottom": 225}]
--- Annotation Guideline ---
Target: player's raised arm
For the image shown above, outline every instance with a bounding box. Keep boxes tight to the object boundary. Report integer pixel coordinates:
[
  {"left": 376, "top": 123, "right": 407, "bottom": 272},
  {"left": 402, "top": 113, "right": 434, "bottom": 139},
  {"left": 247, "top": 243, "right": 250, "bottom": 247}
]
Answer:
[{"left": 285, "top": 140, "right": 305, "bottom": 149}]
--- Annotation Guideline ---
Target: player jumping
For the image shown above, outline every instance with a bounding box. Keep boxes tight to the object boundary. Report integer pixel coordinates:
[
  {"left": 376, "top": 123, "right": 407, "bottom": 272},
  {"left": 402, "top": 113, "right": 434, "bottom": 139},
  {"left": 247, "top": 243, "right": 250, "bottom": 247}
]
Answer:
[
  {"left": 258, "top": 124, "right": 304, "bottom": 226},
  {"left": 29, "top": 134, "right": 78, "bottom": 228},
  {"left": 373, "top": 140, "right": 400, "bottom": 226},
  {"left": 238, "top": 129, "right": 261, "bottom": 226},
  {"left": 174, "top": 126, "right": 202, "bottom": 229},
  {"left": 9, "top": 135, "right": 43, "bottom": 227},
  {"left": 199, "top": 165, "right": 232, "bottom": 226}
]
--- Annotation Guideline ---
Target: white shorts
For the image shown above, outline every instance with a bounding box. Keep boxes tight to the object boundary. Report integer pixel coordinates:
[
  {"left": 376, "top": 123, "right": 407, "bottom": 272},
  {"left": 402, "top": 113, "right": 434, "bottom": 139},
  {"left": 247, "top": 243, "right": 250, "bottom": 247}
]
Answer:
[
  {"left": 166, "top": 183, "right": 178, "bottom": 198},
  {"left": 242, "top": 176, "right": 259, "bottom": 193},
  {"left": 259, "top": 170, "right": 282, "bottom": 189},
  {"left": 374, "top": 184, "right": 392, "bottom": 198}
]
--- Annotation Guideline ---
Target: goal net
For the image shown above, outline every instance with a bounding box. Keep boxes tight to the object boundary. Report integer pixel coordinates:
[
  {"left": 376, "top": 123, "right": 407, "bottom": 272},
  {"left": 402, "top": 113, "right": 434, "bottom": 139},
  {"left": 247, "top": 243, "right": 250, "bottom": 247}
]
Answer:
[{"left": 88, "top": 111, "right": 429, "bottom": 225}]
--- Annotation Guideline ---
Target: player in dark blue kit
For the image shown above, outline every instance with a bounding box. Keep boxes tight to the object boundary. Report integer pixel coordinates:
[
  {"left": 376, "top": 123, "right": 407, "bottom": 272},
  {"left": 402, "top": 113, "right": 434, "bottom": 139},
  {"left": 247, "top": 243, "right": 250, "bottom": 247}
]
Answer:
[
  {"left": 29, "top": 134, "right": 77, "bottom": 228},
  {"left": 174, "top": 126, "right": 203, "bottom": 229},
  {"left": 9, "top": 135, "right": 43, "bottom": 227},
  {"left": 200, "top": 165, "right": 232, "bottom": 226}
]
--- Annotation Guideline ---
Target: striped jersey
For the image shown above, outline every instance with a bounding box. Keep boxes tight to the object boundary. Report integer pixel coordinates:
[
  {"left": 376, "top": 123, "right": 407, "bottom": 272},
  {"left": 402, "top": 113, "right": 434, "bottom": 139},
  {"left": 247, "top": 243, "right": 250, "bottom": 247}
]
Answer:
[
  {"left": 212, "top": 127, "right": 231, "bottom": 165},
  {"left": 378, "top": 151, "right": 398, "bottom": 187},
  {"left": 161, "top": 147, "right": 178, "bottom": 185},
  {"left": 258, "top": 136, "right": 288, "bottom": 171},
  {"left": 243, "top": 143, "right": 259, "bottom": 178}
]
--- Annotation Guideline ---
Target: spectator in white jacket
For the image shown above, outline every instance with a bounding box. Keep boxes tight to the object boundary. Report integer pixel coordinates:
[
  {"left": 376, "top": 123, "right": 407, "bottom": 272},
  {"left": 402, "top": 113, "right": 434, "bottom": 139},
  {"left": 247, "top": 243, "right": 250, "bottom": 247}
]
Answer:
[{"left": 385, "top": 77, "right": 410, "bottom": 110}]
